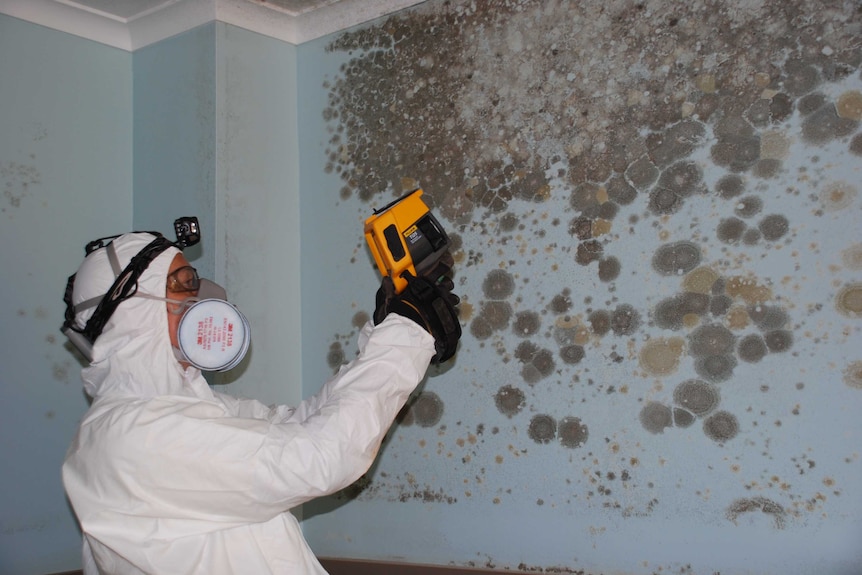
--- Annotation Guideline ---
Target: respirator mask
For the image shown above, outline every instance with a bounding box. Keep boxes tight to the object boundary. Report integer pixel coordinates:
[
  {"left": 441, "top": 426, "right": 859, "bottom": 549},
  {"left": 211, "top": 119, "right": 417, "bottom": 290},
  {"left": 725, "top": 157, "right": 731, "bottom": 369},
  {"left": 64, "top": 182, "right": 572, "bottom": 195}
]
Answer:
[
  {"left": 62, "top": 217, "right": 251, "bottom": 372},
  {"left": 137, "top": 266, "right": 251, "bottom": 372}
]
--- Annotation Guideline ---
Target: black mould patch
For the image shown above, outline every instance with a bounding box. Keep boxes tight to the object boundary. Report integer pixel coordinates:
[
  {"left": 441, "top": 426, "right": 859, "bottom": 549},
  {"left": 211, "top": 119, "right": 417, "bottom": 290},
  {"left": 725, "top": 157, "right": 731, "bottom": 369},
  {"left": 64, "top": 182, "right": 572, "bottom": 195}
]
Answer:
[
  {"left": 738, "top": 334, "right": 768, "bottom": 363},
  {"left": 611, "top": 304, "right": 641, "bottom": 336},
  {"left": 588, "top": 309, "right": 612, "bottom": 336},
  {"left": 694, "top": 354, "right": 738, "bottom": 383},
  {"left": 673, "top": 379, "right": 720, "bottom": 416},
  {"left": 640, "top": 402, "right": 673, "bottom": 434},
  {"left": 410, "top": 392, "right": 444, "bottom": 428},
  {"left": 758, "top": 214, "right": 790, "bottom": 241},
  {"left": 689, "top": 324, "right": 736, "bottom": 357},
  {"left": 558, "top": 416, "right": 589, "bottom": 448},
  {"left": 597, "top": 256, "right": 621, "bottom": 282},
  {"left": 515, "top": 341, "right": 556, "bottom": 384},
  {"left": 494, "top": 385, "right": 526, "bottom": 418},
  {"left": 528, "top": 414, "right": 557, "bottom": 444},
  {"left": 512, "top": 310, "right": 541, "bottom": 337},
  {"left": 482, "top": 269, "right": 515, "bottom": 299},
  {"left": 559, "top": 344, "right": 585, "bottom": 365},
  {"left": 703, "top": 411, "right": 740, "bottom": 442},
  {"left": 326, "top": 342, "right": 346, "bottom": 370},
  {"left": 652, "top": 242, "right": 702, "bottom": 276}
]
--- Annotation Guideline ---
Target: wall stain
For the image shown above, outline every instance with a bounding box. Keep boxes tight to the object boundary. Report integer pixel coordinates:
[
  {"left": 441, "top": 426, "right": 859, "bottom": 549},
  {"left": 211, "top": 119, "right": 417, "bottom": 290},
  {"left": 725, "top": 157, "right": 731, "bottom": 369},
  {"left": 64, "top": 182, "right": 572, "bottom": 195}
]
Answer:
[{"left": 319, "top": 0, "right": 862, "bottom": 569}]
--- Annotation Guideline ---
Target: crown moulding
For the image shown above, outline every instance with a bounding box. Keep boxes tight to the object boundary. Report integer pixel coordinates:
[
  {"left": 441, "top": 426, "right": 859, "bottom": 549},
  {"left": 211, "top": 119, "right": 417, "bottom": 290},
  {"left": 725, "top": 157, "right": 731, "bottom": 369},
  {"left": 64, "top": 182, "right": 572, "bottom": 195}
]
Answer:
[{"left": 0, "top": 0, "right": 427, "bottom": 50}]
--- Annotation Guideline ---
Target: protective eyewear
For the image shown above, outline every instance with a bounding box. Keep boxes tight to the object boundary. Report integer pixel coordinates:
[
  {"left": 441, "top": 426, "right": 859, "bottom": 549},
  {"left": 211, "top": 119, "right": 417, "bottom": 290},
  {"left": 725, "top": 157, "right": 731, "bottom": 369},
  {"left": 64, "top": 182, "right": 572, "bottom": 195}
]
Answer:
[{"left": 167, "top": 266, "right": 200, "bottom": 294}]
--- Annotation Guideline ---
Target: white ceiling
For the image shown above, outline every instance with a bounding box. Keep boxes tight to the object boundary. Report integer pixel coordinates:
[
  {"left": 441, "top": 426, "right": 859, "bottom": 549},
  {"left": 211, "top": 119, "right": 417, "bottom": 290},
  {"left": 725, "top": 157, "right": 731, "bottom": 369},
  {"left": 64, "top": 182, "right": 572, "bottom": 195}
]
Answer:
[{"left": 0, "top": 0, "right": 426, "bottom": 50}]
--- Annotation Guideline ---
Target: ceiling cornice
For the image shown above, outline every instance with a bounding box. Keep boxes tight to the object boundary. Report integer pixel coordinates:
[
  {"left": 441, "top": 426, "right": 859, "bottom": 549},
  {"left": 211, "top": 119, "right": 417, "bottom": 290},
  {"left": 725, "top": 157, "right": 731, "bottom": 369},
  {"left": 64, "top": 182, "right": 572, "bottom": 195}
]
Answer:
[{"left": 0, "top": 0, "right": 426, "bottom": 51}]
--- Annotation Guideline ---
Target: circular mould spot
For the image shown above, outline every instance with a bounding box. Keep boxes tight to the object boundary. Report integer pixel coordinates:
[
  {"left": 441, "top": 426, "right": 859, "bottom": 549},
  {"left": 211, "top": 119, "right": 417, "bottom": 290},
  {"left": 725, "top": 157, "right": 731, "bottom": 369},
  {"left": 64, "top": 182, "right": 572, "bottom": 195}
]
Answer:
[
  {"left": 516, "top": 342, "right": 555, "bottom": 384},
  {"left": 798, "top": 92, "right": 827, "bottom": 115},
  {"left": 639, "top": 337, "right": 686, "bottom": 376},
  {"left": 611, "top": 304, "right": 641, "bottom": 336},
  {"left": 844, "top": 361, "right": 862, "bottom": 389},
  {"left": 703, "top": 411, "right": 739, "bottom": 442},
  {"left": 764, "top": 329, "right": 793, "bottom": 353},
  {"left": 658, "top": 161, "right": 705, "bottom": 197},
  {"left": 550, "top": 291, "right": 573, "bottom": 313},
  {"left": 836, "top": 90, "right": 862, "bottom": 120},
  {"left": 726, "top": 497, "right": 786, "bottom": 529},
  {"left": 748, "top": 305, "right": 788, "bottom": 330},
  {"left": 607, "top": 175, "right": 637, "bottom": 205},
  {"left": 802, "top": 105, "right": 857, "bottom": 144},
  {"left": 738, "top": 334, "right": 768, "bottom": 363},
  {"left": 689, "top": 324, "right": 736, "bottom": 357},
  {"left": 734, "top": 195, "right": 763, "bottom": 218},
  {"left": 598, "top": 256, "right": 621, "bottom": 282},
  {"left": 483, "top": 269, "right": 515, "bottom": 300},
  {"left": 819, "top": 181, "right": 858, "bottom": 211},
  {"left": 694, "top": 354, "right": 737, "bottom": 383},
  {"left": 715, "top": 174, "right": 745, "bottom": 198},
  {"left": 836, "top": 283, "right": 862, "bottom": 318},
  {"left": 683, "top": 267, "right": 719, "bottom": 295},
  {"left": 653, "top": 297, "right": 685, "bottom": 330},
  {"left": 576, "top": 240, "right": 604, "bottom": 265},
  {"left": 352, "top": 311, "right": 370, "bottom": 329},
  {"left": 626, "top": 156, "right": 659, "bottom": 189},
  {"left": 528, "top": 414, "right": 557, "bottom": 444},
  {"left": 841, "top": 244, "right": 862, "bottom": 270},
  {"left": 560, "top": 344, "right": 586, "bottom": 365},
  {"left": 327, "top": 343, "right": 346, "bottom": 370},
  {"left": 498, "top": 212, "right": 519, "bottom": 232},
  {"left": 652, "top": 242, "right": 702, "bottom": 276},
  {"left": 673, "top": 408, "right": 696, "bottom": 428},
  {"left": 640, "top": 402, "right": 672, "bottom": 434},
  {"left": 470, "top": 316, "right": 493, "bottom": 340},
  {"left": 479, "top": 300, "right": 513, "bottom": 331},
  {"left": 588, "top": 310, "right": 612, "bottom": 336},
  {"left": 758, "top": 214, "right": 789, "bottom": 241},
  {"left": 513, "top": 310, "right": 541, "bottom": 337},
  {"left": 753, "top": 158, "right": 781, "bottom": 179},
  {"left": 648, "top": 186, "right": 683, "bottom": 214},
  {"left": 709, "top": 295, "right": 733, "bottom": 317},
  {"left": 494, "top": 385, "right": 526, "bottom": 417},
  {"left": 742, "top": 228, "right": 762, "bottom": 245},
  {"left": 851, "top": 133, "right": 862, "bottom": 156},
  {"left": 411, "top": 392, "right": 444, "bottom": 428},
  {"left": 711, "top": 135, "right": 761, "bottom": 172},
  {"left": 717, "top": 217, "right": 746, "bottom": 243},
  {"left": 673, "top": 379, "right": 720, "bottom": 416},
  {"left": 558, "top": 416, "right": 589, "bottom": 448}
]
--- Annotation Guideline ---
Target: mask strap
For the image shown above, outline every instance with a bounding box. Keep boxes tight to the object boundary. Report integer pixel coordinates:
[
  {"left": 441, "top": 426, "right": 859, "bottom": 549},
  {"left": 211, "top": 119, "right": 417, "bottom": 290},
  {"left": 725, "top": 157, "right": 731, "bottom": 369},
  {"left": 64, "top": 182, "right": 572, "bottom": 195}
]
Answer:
[{"left": 135, "top": 292, "right": 201, "bottom": 315}]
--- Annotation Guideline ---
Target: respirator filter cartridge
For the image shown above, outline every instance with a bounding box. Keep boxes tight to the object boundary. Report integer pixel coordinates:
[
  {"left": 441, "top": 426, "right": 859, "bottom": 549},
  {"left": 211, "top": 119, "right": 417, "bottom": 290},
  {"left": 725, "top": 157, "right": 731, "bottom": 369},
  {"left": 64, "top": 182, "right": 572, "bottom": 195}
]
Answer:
[{"left": 177, "top": 299, "right": 251, "bottom": 372}]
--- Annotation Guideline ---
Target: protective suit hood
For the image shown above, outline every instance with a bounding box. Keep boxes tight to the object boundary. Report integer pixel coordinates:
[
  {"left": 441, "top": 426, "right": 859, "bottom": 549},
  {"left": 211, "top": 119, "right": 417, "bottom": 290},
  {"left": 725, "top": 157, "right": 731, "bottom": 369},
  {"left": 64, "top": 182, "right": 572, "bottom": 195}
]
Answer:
[{"left": 71, "top": 232, "right": 208, "bottom": 400}]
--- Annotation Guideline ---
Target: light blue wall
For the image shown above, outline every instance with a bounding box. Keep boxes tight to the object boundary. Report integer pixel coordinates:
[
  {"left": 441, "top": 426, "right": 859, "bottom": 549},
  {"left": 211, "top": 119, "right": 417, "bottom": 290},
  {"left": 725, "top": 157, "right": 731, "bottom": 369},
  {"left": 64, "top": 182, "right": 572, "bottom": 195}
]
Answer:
[
  {"left": 296, "top": 2, "right": 862, "bottom": 573},
  {"left": 210, "top": 23, "right": 302, "bottom": 406},
  {"left": 0, "top": 14, "right": 133, "bottom": 574},
  {"left": 133, "top": 23, "right": 217, "bottom": 281},
  {"left": 0, "top": 16, "right": 302, "bottom": 573}
]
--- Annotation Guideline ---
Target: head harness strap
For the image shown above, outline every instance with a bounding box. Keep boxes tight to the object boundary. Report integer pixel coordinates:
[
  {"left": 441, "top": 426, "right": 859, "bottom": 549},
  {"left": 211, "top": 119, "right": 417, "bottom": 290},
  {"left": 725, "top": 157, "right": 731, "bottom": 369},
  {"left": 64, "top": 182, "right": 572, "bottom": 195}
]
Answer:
[{"left": 62, "top": 235, "right": 175, "bottom": 343}]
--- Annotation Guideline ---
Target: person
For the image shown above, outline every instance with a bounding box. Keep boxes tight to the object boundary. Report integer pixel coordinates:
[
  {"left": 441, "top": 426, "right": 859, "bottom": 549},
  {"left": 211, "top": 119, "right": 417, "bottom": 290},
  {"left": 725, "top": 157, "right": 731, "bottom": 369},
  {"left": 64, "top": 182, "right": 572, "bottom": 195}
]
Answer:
[{"left": 60, "top": 224, "right": 460, "bottom": 574}]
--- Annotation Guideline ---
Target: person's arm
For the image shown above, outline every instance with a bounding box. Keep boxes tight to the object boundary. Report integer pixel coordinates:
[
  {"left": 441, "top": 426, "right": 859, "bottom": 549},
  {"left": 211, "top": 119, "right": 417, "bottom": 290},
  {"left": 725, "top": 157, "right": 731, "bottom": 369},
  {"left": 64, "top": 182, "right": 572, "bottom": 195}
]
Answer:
[{"left": 65, "top": 314, "right": 434, "bottom": 527}]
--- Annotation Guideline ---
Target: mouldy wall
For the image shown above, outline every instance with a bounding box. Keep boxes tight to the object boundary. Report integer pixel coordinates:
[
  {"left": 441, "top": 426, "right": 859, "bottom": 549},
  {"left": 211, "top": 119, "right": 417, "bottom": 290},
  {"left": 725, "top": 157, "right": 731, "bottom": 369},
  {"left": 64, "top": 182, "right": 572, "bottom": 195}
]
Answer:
[{"left": 307, "top": 0, "right": 862, "bottom": 572}]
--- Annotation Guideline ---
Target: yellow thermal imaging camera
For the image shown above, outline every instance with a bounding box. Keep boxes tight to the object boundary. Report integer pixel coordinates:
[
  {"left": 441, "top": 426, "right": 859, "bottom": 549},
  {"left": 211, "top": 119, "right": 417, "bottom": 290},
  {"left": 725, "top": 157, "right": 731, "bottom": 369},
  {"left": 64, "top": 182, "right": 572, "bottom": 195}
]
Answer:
[{"left": 364, "top": 189, "right": 451, "bottom": 294}]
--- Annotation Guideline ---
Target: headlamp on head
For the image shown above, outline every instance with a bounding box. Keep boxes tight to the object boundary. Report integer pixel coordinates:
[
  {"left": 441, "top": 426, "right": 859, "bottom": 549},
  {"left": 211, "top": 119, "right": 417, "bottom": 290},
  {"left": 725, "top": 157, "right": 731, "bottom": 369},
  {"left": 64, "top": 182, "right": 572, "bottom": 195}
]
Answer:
[{"left": 61, "top": 217, "right": 201, "bottom": 362}]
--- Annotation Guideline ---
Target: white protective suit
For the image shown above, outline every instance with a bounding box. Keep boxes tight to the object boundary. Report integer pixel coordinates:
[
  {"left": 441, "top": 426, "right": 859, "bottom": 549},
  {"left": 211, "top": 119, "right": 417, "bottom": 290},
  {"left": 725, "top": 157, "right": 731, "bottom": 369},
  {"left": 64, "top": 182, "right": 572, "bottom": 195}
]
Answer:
[{"left": 62, "top": 233, "right": 435, "bottom": 574}]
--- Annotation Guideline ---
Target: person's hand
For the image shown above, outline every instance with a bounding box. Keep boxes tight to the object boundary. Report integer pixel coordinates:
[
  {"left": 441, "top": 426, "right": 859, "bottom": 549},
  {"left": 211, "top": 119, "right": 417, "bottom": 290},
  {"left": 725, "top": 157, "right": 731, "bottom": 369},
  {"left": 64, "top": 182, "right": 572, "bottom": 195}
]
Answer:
[{"left": 374, "top": 268, "right": 461, "bottom": 364}]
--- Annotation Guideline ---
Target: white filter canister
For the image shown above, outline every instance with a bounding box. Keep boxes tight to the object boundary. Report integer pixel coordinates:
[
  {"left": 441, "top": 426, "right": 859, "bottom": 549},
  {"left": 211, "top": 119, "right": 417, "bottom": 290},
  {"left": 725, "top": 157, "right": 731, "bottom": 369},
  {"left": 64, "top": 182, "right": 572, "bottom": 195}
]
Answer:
[{"left": 177, "top": 299, "right": 251, "bottom": 371}]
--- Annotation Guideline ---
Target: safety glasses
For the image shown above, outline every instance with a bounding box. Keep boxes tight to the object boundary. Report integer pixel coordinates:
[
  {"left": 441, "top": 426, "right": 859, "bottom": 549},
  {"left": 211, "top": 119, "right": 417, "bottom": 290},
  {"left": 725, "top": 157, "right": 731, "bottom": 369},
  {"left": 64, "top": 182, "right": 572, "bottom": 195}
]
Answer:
[{"left": 167, "top": 266, "right": 200, "bottom": 294}]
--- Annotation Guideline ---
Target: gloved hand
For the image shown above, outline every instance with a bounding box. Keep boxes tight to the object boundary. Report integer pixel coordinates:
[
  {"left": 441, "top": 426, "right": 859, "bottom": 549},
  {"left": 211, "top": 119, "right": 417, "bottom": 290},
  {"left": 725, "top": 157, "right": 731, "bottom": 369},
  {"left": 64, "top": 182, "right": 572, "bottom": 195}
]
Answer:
[{"left": 374, "top": 267, "right": 461, "bottom": 364}]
